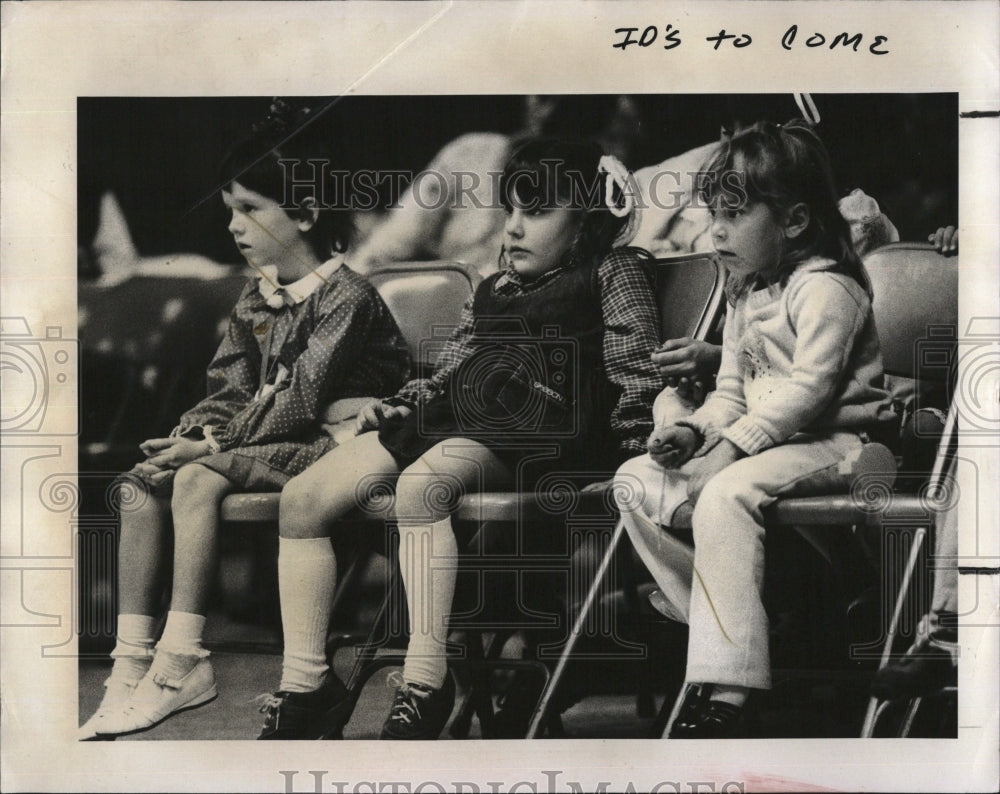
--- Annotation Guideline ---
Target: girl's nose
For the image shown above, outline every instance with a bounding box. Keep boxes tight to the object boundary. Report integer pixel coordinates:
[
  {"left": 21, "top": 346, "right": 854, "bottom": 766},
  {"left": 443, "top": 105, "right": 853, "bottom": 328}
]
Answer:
[
  {"left": 504, "top": 209, "right": 524, "bottom": 237},
  {"left": 228, "top": 209, "right": 244, "bottom": 236},
  {"left": 710, "top": 215, "right": 726, "bottom": 242}
]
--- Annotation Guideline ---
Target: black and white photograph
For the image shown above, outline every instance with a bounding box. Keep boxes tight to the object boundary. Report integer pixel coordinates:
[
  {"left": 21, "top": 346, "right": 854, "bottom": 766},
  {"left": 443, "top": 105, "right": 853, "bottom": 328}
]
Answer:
[{"left": 2, "top": 2, "right": 997, "bottom": 793}]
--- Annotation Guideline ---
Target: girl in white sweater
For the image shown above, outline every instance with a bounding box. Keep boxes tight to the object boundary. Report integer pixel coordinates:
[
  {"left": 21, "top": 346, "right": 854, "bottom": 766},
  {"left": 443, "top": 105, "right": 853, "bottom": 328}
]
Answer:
[{"left": 614, "top": 120, "right": 896, "bottom": 737}]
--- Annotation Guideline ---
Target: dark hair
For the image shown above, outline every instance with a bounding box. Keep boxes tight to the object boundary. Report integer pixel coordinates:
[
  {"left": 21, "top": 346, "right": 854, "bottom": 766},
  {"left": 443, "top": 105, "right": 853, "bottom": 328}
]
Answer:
[
  {"left": 699, "top": 119, "right": 869, "bottom": 304},
  {"left": 219, "top": 100, "right": 352, "bottom": 257},
  {"left": 499, "top": 137, "right": 631, "bottom": 270}
]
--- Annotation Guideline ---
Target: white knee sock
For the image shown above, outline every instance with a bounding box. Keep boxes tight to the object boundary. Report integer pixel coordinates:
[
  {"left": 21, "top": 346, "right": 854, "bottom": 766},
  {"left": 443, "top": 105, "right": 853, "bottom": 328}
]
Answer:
[
  {"left": 400, "top": 517, "right": 457, "bottom": 690},
  {"left": 109, "top": 613, "right": 156, "bottom": 682},
  {"left": 278, "top": 536, "right": 337, "bottom": 693}
]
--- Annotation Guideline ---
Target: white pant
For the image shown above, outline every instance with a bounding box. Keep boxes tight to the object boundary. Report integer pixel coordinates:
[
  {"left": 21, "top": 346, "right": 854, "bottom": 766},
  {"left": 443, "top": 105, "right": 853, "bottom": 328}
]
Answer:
[{"left": 615, "top": 431, "right": 865, "bottom": 690}]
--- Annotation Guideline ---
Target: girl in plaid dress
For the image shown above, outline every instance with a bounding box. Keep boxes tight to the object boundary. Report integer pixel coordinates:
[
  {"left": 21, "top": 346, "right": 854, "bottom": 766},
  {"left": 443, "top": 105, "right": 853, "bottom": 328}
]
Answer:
[
  {"left": 81, "top": 103, "right": 410, "bottom": 739},
  {"left": 257, "top": 138, "right": 663, "bottom": 740}
]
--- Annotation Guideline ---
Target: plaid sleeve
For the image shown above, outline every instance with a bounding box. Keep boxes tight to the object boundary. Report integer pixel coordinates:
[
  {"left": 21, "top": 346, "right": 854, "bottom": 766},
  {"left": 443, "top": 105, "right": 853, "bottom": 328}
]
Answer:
[
  {"left": 598, "top": 249, "right": 663, "bottom": 459},
  {"left": 392, "top": 293, "right": 476, "bottom": 407}
]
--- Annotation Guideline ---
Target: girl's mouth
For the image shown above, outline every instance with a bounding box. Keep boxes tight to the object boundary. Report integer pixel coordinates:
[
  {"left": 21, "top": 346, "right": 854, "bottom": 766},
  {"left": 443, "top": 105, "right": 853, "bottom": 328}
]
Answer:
[{"left": 507, "top": 246, "right": 528, "bottom": 256}]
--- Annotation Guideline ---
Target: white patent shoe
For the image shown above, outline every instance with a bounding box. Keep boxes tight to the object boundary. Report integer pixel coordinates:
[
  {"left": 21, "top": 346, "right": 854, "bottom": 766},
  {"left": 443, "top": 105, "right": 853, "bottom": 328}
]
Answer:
[
  {"left": 95, "top": 656, "right": 217, "bottom": 737},
  {"left": 79, "top": 675, "right": 143, "bottom": 740}
]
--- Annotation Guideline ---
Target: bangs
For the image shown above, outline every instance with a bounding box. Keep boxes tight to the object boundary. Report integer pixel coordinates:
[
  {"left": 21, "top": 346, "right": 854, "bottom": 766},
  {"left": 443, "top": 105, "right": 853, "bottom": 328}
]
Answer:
[
  {"left": 500, "top": 158, "right": 572, "bottom": 212},
  {"left": 699, "top": 130, "right": 786, "bottom": 211},
  {"left": 219, "top": 138, "right": 287, "bottom": 204},
  {"left": 500, "top": 137, "right": 605, "bottom": 212}
]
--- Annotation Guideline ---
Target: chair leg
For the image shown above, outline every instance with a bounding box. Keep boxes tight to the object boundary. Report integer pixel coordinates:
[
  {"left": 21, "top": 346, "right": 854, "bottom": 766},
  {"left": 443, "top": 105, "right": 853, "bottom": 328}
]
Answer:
[
  {"left": 860, "top": 526, "right": 927, "bottom": 737},
  {"left": 449, "top": 631, "right": 509, "bottom": 738},
  {"left": 525, "top": 519, "right": 626, "bottom": 739},
  {"left": 617, "top": 546, "right": 655, "bottom": 718},
  {"left": 660, "top": 682, "right": 697, "bottom": 738},
  {"left": 898, "top": 696, "right": 923, "bottom": 737}
]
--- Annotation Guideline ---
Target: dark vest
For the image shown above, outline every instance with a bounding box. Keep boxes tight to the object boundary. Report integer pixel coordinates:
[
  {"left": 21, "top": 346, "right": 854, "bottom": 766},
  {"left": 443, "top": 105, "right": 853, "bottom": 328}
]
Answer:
[
  {"left": 378, "top": 260, "right": 621, "bottom": 479},
  {"left": 447, "top": 261, "right": 619, "bottom": 465}
]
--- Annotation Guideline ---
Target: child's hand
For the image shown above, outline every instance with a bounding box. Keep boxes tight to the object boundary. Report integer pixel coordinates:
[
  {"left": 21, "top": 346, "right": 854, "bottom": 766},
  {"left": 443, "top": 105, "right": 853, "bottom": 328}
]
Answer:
[
  {"left": 128, "top": 460, "right": 175, "bottom": 488},
  {"left": 686, "top": 439, "right": 744, "bottom": 505},
  {"left": 354, "top": 400, "right": 412, "bottom": 435},
  {"left": 651, "top": 338, "right": 721, "bottom": 401},
  {"left": 647, "top": 425, "right": 697, "bottom": 469},
  {"left": 140, "top": 436, "right": 211, "bottom": 468},
  {"left": 928, "top": 225, "right": 958, "bottom": 255}
]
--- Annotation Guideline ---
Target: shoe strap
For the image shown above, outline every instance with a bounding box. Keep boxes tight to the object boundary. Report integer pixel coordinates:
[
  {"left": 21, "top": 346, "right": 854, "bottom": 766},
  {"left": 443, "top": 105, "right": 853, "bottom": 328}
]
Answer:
[
  {"left": 101, "top": 676, "right": 139, "bottom": 691},
  {"left": 151, "top": 671, "right": 184, "bottom": 690}
]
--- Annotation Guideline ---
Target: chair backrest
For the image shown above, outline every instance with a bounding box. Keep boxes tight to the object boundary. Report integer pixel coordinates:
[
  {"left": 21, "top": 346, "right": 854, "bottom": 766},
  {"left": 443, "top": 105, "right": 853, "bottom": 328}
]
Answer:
[
  {"left": 652, "top": 252, "right": 726, "bottom": 342},
  {"left": 864, "top": 243, "right": 959, "bottom": 385},
  {"left": 367, "top": 261, "right": 481, "bottom": 372}
]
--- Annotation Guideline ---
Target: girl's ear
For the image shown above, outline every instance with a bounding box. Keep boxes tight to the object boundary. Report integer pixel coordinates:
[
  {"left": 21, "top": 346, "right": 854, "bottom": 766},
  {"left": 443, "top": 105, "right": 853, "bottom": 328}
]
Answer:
[
  {"left": 296, "top": 197, "right": 319, "bottom": 232},
  {"left": 783, "top": 202, "right": 810, "bottom": 240}
]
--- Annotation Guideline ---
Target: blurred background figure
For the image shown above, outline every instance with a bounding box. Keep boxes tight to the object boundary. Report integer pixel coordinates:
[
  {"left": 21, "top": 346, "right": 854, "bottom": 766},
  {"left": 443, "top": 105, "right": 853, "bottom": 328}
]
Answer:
[{"left": 83, "top": 191, "right": 235, "bottom": 284}]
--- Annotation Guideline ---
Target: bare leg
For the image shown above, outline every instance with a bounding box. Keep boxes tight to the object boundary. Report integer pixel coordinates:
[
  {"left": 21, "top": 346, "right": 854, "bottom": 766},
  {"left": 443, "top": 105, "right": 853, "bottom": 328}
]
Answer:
[
  {"left": 168, "top": 463, "right": 234, "bottom": 616},
  {"left": 280, "top": 431, "right": 402, "bottom": 539},
  {"left": 117, "top": 485, "right": 172, "bottom": 616},
  {"left": 94, "top": 463, "right": 231, "bottom": 736},
  {"left": 80, "top": 480, "right": 170, "bottom": 736}
]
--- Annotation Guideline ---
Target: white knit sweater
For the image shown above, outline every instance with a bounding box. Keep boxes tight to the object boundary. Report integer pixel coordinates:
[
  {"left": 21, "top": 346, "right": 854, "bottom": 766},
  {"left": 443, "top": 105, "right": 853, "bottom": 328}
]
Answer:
[{"left": 681, "top": 257, "right": 895, "bottom": 456}]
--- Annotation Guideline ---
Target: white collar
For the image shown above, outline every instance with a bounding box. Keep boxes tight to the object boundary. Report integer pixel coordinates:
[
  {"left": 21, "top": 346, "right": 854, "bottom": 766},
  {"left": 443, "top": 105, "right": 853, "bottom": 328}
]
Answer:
[{"left": 256, "top": 255, "right": 344, "bottom": 308}]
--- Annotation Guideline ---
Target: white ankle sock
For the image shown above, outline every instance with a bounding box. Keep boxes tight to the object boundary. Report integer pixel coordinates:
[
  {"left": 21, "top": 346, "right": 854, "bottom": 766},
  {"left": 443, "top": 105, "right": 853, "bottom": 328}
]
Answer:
[
  {"left": 278, "top": 536, "right": 337, "bottom": 693},
  {"left": 709, "top": 684, "right": 748, "bottom": 707},
  {"left": 157, "top": 610, "right": 207, "bottom": 655},
  {"left": 109, "top": 613, "right": 156, "bottom": 682},
  {"left": 153, "top": 611, "right": 208, "bottom": 680},
  {"left": 400, "top": 517, "right": 457, "bottom": 690}
]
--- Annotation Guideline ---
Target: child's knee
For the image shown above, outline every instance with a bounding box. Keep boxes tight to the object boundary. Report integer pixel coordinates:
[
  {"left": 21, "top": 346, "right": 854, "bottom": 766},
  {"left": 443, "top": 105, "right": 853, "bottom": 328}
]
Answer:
[
  {"left": 612, "top": 456, "right": 650, "bottom": 514},
  {"left": 172, "top": 464, "right": 228, "bottom": 509},
  {"left": 691, "top": 472, "right": 729, "bottom": 518},
  {"left": 395, "top": 461, "right": 460, "bottom": 523}
]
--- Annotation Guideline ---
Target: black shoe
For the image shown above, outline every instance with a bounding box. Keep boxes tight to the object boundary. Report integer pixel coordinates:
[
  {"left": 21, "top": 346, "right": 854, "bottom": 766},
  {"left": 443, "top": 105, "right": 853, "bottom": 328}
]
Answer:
[
  {"left": 871, "top": 636, "right": 957, "bottom": 700},
  {"left": 256, "top": 674, "right": 351, "bottom": 740},
  {"left": 492, "top": 673, "right": 544, "bottom": 739},
  {"left": 669, "top": 695, "right": 744, "bottom": 739},
  {"left": 491, "top": 670, "right": 583, "bottom": 738},
  {"left": 380, "top": 673, "right": 456, "bottom": 740}
]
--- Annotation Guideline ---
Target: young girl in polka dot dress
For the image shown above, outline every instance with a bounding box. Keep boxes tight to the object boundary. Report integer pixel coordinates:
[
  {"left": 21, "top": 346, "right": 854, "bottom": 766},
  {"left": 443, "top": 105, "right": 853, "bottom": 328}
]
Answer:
[{"left": 80, "top": 102, "right": 410, "bottom": 739}]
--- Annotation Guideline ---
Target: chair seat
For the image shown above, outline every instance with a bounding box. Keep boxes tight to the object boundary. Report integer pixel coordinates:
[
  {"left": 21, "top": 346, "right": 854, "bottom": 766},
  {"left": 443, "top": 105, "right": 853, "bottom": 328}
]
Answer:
[
  {"left": 455, "top": 490, "right": 616, "bottom": 522},
  {"left": 220, "top": 493, "right": 396, "bottom": 524},
  {"left": 223, "top": 489, "right": 926, "bottom": 528},
  {"left": 220, "top": 493, "right": 281, "bottom": 523}
]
